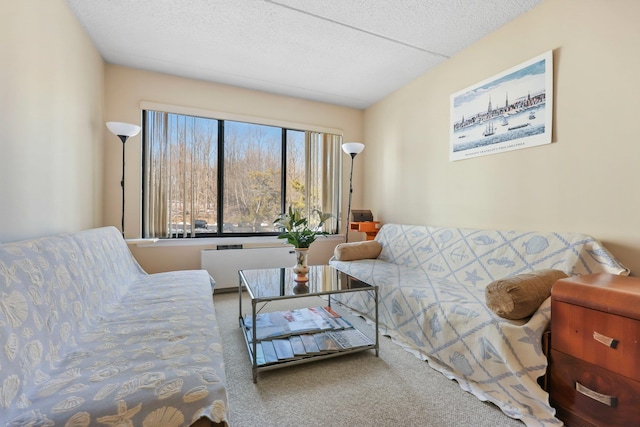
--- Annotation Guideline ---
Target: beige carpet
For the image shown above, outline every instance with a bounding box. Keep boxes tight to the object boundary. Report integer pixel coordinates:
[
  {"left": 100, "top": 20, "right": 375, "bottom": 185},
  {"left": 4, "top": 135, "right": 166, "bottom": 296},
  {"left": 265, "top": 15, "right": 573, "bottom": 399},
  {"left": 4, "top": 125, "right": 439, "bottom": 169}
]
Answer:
[{"left": 214, "top": 291, "right": 524, "bottom": 427}]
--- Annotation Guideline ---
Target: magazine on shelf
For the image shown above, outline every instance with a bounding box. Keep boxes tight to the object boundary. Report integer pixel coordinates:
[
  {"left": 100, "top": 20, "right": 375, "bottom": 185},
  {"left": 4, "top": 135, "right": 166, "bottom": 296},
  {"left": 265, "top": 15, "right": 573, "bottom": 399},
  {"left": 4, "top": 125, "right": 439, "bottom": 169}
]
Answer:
[
  {"left": 243, "top": 303, "right": 377, "bottom": 365},
  {"left": 313, "top": 332, "right": 341, "bottom": 353},
  {"left": 300, "top": 334, "right": 321, "bottom": 354},
  {"left": 289, "top": 335, "right": 307, "bottom": 356},
  {"left": 250, "top": 327, "right": 374, "bottom": 366},
  {"left": 244, "top": 307, "right": 345, "bottom": 340},
  {"left": 322, "top": 306, "right": 340, "bottom": 317},
  {"left": 272, "top": 339, "right": 295, "bottom": 360},
  {"left": 255, "top": 342, "right": 266, "bottom": 365},
  {"left": 260, "top": 340, "right": 279, "bottom": 364},
  {"left": 328, "top": 328, "right": 374, "bottom": 349},
  {"left": 335, "top": 317, "right": 353, "bottom": 329},
  {"left": 310, "top": 306, "right": 352, "bottom": 330}
]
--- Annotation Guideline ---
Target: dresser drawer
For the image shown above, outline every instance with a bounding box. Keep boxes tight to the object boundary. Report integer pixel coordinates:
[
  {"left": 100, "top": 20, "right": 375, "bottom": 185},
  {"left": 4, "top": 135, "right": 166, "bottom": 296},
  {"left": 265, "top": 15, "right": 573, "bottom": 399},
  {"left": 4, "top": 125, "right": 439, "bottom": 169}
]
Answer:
[
  {"left": 551, "top": 300, "right": 640, "bottom": 381},
  {"left": 549, "top": 349, "right": 640, "bottom": 427}
]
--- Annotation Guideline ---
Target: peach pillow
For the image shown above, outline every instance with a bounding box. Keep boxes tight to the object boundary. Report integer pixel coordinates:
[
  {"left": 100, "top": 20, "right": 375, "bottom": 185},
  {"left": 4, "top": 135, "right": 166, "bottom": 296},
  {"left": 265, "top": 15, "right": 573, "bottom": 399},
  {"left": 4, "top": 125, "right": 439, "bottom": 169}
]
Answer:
[
  {"left": 333, "top": 240, "right": 382, "bottom": 261},
  {"left": 485, "top": 269, "right": 568, "bottom": 320}
]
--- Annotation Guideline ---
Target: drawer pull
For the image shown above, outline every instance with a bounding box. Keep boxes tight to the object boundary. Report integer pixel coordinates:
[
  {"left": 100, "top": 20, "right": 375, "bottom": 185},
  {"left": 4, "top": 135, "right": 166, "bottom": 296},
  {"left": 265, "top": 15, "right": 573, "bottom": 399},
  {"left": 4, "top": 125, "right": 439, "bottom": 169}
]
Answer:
[
  {"left": 593, "top": 331, "right": 618, "bottom": 349},
  {"left": 575, "top": 381, "right": 618, "bottom": 407}
]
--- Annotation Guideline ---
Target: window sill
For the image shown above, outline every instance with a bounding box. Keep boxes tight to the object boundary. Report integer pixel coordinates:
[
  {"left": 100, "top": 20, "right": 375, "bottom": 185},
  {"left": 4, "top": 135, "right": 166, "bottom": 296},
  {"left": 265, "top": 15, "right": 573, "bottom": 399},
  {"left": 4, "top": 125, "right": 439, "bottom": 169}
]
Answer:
[{"left": 126, "top": 234, "right": 345, "bottom": 248}]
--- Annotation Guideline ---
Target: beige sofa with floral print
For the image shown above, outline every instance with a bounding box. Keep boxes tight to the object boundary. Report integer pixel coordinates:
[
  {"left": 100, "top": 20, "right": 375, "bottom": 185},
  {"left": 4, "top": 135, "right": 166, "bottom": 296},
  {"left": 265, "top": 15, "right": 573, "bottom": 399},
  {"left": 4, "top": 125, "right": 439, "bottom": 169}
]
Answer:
[{"left": 0, "top": 226, "right": 229, "bottom": 426}]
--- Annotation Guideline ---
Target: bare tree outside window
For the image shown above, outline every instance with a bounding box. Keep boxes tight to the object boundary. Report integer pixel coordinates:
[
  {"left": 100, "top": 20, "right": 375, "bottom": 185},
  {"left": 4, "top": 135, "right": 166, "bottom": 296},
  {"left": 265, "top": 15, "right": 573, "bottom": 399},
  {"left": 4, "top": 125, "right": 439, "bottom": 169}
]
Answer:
[
  {"left": 223, "top": 121, "right": 285, "bottom": 233},
  {"left": 143, "top": 110, "right": 340, "bottom": 238},
  {"left": 286, "top": 129, "right": 305, "bottom": 211}
]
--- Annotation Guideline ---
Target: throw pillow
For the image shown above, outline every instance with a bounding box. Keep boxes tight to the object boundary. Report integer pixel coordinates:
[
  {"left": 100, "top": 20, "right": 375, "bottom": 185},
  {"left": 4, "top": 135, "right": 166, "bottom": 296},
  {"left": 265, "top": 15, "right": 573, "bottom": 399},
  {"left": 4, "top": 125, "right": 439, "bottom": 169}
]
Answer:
[
  {"left": 334, "top": 240, "right": 382, "bottom": 261},
  {"left": 485, "top": 269, "right": 568, "bottom": 320}
]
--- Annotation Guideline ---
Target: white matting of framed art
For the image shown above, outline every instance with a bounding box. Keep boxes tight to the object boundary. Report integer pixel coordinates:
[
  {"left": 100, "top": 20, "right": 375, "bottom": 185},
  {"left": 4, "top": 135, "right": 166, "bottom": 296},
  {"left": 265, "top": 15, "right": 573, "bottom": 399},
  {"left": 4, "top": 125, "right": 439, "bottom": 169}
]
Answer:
[{"left": 449, "top": 50, "right": 553, "bottom": 161}]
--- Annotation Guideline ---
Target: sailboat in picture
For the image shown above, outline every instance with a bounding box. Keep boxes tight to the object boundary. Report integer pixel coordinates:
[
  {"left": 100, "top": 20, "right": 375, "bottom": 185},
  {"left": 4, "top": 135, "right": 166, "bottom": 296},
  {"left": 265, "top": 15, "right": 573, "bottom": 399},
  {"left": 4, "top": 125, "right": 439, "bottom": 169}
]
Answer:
[{"left": 483, "top": 120, "right": 495, "bottom": 137}]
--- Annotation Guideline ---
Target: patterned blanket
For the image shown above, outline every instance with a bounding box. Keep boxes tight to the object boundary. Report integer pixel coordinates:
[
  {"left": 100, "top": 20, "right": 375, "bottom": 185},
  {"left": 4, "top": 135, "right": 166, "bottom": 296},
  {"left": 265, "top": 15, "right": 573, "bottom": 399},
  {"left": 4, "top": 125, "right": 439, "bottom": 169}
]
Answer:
[
  {"left": 0, "top": 227, "right": 229, "bottom": 426},
  {"left": 330, "top": 224, "right": 628, "bottom": 427}
]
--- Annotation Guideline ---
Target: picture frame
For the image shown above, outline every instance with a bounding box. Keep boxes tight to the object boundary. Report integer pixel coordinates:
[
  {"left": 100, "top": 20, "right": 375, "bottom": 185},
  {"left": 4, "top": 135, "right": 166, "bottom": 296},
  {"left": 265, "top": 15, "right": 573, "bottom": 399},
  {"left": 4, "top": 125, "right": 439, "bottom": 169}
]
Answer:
[{"left": 449, "top": 50, "right": 553, "bottom": 161}]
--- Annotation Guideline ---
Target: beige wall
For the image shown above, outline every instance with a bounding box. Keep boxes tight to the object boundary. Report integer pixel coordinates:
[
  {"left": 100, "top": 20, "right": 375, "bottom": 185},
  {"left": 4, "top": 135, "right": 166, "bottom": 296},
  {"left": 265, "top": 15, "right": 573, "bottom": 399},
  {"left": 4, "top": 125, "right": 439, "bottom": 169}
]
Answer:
[
  {"left": 9, "top": 0, "right": 634, "bottom": 278},
  {"left": 364, "top": 0, "right": 640, "bottom": 275},
  {"left": 105, "top": 65, "right": 363, "bottom": 271},
  {"left": 0, "top": 0, "right": 105, "bottom": 242}
]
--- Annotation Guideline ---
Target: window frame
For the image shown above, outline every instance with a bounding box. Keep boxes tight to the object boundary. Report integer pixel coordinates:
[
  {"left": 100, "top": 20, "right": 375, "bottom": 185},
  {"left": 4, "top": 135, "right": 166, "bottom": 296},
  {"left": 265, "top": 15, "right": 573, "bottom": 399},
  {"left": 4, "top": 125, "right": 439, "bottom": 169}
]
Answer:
[{"left": 140, "top": 103, "right": 343, "bottom": 239}]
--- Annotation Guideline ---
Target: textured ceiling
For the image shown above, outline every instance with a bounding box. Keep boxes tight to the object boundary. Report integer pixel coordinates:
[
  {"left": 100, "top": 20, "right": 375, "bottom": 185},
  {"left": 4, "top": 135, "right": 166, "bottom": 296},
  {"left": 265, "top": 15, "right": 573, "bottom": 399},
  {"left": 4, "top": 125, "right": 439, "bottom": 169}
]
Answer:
[{"left": 66, "top": 0, "right": 542, "bottom": 109}]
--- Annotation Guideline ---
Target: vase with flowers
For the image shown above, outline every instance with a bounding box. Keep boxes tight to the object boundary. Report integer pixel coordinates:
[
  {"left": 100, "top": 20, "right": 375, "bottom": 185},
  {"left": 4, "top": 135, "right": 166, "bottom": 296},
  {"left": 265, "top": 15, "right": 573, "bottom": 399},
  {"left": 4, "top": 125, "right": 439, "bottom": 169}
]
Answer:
[{"left": 273, "top": 206, "right": 333, "bottom": 284}]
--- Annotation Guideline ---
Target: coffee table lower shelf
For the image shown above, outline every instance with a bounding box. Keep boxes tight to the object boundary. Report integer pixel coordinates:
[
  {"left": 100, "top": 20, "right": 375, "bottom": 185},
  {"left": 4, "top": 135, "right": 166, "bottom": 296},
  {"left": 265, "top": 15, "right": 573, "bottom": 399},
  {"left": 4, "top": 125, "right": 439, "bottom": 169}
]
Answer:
[{"left": 241, "top": 319, "right": 377, "bottom": 381}]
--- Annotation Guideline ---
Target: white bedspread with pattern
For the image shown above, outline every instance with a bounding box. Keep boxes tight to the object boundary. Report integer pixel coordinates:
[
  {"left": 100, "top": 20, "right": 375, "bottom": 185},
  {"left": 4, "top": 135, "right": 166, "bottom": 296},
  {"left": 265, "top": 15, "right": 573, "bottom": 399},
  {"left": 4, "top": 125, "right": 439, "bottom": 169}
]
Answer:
[
  {"left": 330, "top": 224, "right": 628, "bottom": 427},
  {"left": 0, "top": 227, "right": 229, "bottom": 426}
]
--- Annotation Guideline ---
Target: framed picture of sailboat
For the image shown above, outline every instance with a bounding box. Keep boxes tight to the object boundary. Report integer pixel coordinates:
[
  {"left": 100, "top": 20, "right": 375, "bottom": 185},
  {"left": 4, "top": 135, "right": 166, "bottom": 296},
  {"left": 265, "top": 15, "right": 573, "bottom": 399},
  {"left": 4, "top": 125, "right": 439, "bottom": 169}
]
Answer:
[{"left": 449, "top": 50, "right": 553, "bottom": 161}]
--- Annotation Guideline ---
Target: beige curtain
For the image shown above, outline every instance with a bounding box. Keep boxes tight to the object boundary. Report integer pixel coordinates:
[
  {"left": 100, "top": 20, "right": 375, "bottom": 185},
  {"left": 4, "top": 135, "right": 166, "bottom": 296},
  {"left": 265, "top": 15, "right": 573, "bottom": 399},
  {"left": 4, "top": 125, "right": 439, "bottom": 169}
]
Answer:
[
  {"left": 143, "top": 112, "right": 170, "bottom": 238},
  {"left": 144, "top": 112, "right": 205, "bottom": 238},
  {"left": 305, "top": 131, "right": 341, "bottom": 233}
]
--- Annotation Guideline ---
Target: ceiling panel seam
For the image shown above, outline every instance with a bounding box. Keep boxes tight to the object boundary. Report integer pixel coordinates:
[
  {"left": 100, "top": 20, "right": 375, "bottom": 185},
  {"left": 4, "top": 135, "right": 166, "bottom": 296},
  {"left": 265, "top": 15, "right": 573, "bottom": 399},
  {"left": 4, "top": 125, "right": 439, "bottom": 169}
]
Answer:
[{"left": 265, "top": 0, "right": 449, "bottom": 59}]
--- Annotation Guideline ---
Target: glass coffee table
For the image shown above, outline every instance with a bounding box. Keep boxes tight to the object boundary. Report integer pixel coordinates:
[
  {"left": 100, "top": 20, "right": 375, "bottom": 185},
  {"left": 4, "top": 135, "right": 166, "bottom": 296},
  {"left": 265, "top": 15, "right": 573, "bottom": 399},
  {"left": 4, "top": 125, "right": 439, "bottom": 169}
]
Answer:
[{"left": 239, "top": 265, "right": 379, "bottom": 383}]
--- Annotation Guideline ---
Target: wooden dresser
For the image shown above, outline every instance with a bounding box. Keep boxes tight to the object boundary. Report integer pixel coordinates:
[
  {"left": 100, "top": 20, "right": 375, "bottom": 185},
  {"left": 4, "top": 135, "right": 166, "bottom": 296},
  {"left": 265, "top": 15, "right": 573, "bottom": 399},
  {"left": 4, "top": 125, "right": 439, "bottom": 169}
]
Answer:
[{"left": 549, "top": 273, "right": 640, "bottom": 427}]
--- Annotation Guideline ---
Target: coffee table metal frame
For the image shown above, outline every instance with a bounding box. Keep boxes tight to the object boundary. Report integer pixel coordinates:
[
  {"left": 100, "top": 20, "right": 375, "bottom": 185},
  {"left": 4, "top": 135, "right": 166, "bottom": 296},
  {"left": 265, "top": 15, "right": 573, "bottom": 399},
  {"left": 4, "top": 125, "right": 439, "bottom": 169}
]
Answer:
[{"left": 238, "top": 265, "right": 379, "bottom": 383}]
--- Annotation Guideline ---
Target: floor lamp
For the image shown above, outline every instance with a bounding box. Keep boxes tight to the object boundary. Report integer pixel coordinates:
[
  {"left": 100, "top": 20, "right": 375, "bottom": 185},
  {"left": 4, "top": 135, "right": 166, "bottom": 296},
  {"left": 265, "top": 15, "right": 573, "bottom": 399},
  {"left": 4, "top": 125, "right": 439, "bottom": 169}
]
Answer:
[
  {"left": 342, "top": 142, "right": 365, "bottom": 243},
  {"left": 106, "top": 122, "right": 141, "bottom": 236}
]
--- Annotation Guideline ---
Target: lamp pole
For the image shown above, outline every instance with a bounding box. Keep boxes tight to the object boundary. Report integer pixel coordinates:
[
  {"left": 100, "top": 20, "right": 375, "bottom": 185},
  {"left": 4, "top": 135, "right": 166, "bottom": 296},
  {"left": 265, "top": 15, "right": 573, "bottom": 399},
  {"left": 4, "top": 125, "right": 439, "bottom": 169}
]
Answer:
[
  {"left": 346, "top": 152, "right": 356, "bottom": 243},
  {"left": 341, "top": 142, "right": 365, "bottom": 243},
  {"left": 119, "top": 136, "right": 126, "bottom": 235},
  {"left": 106, "top": 122, "right": 141, "bottom": 236}
]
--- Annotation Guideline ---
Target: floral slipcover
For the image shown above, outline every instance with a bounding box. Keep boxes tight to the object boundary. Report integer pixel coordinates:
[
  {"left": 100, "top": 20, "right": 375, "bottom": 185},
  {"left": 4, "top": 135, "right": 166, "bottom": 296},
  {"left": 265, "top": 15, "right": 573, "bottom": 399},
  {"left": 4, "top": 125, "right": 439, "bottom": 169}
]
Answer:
[
  {"left": 0, "top": 226, "right": 229, "bottom": 426},
  {"left": 330, "top": 224, "right": 629, "bottom": 427}
]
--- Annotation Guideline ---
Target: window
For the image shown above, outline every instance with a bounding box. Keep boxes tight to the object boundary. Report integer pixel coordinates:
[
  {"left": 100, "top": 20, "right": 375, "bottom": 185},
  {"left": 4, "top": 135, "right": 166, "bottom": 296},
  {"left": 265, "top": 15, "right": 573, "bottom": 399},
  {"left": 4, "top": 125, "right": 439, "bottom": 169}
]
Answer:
[{"left": 142, "top": 109, "right": 342, "bottom": 238}]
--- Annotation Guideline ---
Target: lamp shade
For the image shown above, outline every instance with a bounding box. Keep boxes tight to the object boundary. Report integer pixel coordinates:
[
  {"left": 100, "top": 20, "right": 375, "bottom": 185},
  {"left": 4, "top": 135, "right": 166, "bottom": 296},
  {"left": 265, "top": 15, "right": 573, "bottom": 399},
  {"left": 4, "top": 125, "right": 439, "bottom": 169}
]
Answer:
[
  {"left": 342, "top": 142, "right": 364, "bottom": 155},
  {"left": 106, "top": 122, "right": 141, "bottom": 138}
]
